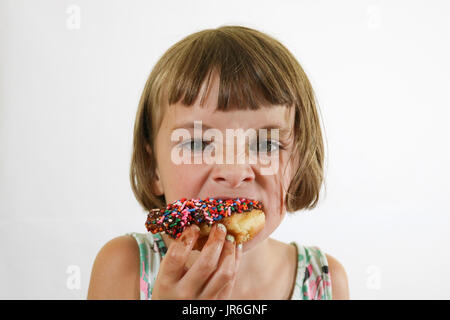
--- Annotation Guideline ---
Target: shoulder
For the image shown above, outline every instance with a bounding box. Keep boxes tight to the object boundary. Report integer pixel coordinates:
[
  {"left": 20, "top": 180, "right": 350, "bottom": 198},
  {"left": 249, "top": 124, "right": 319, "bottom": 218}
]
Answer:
[
  {"left": 325, "top": 253, "right": 350, "bottom": 300},
  {"left": 87, "top": 235, "right": 140, "bottom": 299}
]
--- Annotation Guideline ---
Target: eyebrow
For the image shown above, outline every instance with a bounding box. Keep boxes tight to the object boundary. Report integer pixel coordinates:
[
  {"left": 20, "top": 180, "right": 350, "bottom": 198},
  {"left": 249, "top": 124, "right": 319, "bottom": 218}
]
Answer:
[{"left": 170, "top": 121, "right": 291, "bottom": 138}]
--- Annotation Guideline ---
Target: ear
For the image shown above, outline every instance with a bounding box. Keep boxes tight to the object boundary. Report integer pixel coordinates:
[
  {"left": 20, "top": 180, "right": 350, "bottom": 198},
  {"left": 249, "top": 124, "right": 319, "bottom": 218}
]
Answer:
[{"left": 146, "top": 143, "right": 164, "bottom": 196}]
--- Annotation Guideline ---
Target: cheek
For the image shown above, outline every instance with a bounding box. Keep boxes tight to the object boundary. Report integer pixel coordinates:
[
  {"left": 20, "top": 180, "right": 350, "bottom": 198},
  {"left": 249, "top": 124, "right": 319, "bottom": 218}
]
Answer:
[
  {"left": 261, "top": 156, "right": 292, "bottom": 221},
  {"left": 162, "top": 164, "right": 207, "bottom": 203},
  {"left": 156, "top": 140, "right": 206, "bottom": 201}
]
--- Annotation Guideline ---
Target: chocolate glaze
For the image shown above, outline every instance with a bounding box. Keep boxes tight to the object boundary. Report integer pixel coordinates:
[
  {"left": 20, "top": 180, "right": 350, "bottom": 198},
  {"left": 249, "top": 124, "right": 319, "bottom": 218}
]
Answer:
[{"left": 145, "top": 197, "right": 263, "bottom": 240}]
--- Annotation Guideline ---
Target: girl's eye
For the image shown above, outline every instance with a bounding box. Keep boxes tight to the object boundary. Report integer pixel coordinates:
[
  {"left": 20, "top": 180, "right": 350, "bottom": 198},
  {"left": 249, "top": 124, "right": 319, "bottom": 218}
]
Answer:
[
  {"left": 179, "top": 139, "right": 210, "bottom": 152},
  {"left": 250, "top": 140, "right": 283, "bottom": 153}
]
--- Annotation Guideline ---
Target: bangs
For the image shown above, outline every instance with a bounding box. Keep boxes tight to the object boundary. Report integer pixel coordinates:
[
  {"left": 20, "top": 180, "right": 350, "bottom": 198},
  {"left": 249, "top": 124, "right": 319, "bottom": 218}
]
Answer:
[{"left": 160, "top": 27, "right": 299, "bottom": 112}]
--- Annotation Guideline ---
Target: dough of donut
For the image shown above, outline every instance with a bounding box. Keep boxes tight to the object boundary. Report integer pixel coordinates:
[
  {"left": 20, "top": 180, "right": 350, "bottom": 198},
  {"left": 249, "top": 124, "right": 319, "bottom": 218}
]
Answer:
[{"left": 192, "top": 208, "right": 265, "bottom": 250}]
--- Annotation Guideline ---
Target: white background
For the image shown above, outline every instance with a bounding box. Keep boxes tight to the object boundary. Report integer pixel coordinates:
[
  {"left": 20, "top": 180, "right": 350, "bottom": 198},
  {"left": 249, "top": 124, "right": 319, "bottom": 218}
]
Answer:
[{"left": 1, "top": 0, "right": 449, "bottom": 299}]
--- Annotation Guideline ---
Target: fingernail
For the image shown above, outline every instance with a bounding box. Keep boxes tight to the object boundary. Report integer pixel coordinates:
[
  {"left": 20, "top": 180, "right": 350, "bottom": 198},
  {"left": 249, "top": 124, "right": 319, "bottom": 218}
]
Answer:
[
  {"left": 226, "top": 234, "right": 235, "bottom": 243},
  {"left": 217, "top": 223, "right": 226, "bottom": 233},
  {"left": 190, "top": 224, "right": 200, "bottom": 232},
  {"left": 237, "top": 243, "right": 243, "bottom": 250}
]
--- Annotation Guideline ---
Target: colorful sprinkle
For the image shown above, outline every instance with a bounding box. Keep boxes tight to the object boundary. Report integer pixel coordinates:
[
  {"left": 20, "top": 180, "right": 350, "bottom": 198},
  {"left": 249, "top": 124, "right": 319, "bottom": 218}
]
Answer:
[{"left": 145, "top": 197, "right": 263, "bottom": 240}]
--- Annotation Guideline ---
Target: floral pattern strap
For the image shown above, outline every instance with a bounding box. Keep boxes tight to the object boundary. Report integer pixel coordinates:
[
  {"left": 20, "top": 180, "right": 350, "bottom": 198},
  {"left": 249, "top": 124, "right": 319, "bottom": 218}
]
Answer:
[{"left": 290, "top": 242, "right": 333, "bottom": 300}]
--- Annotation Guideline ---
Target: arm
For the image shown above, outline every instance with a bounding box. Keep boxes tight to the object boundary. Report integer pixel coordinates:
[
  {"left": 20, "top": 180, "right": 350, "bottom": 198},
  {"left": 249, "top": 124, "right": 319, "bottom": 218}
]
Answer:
[
  {"left": 87, "top": 235, "right": 141, "bottom": 300},
  {"left": 325, "top": 253, "right": 350, "bottom": 300}
]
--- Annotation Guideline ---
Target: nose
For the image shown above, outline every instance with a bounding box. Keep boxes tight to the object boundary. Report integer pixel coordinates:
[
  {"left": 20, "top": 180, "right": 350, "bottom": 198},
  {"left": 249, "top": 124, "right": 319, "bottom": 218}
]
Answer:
[{"left": 211, "top": 163, "right": 255, "bottom": 189}]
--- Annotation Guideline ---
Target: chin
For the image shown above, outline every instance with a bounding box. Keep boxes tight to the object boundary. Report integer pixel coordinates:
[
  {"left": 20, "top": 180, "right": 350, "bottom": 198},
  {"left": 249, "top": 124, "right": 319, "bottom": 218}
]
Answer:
[{"left": 240, "top": 225, "right": 269, "bottom": 253}]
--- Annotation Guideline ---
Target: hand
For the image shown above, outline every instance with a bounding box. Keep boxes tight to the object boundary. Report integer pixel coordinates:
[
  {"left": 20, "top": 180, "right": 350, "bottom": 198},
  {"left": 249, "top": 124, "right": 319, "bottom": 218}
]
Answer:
[{"left": 151, "top": 223, "right": 242, "bottom": 300}]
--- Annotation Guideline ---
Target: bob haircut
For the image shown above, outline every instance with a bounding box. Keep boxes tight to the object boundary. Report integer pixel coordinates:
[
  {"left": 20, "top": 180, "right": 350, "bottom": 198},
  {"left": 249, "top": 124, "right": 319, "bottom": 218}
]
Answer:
[{"left": 130, "top": 25, "right": 326, "bottom": 214}]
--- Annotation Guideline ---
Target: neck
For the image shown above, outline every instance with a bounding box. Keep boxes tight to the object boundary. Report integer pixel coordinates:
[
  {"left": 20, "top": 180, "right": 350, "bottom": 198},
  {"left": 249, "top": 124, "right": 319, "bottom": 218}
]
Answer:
[{"left": 232, "top": 237, "right": 275, "bottom": 296}]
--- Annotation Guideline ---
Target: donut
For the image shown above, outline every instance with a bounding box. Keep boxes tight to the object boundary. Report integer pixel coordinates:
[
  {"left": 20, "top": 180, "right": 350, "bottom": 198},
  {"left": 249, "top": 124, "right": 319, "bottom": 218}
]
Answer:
[{"left": 145, "top": 197, "right": 265, "bottom": 250}]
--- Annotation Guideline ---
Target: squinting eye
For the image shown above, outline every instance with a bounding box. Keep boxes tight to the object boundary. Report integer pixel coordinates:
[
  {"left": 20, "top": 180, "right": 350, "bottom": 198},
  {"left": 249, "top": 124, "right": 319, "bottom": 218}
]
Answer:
[
  {"left": 250, "top": 140, "right": 282, "bottom": 153},
  {"left": 178, "top": 139, "right": 210, "bottom": 152}
]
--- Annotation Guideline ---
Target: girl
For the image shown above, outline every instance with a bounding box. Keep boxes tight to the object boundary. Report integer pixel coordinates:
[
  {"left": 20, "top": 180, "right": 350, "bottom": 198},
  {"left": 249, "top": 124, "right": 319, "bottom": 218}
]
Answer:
[{"left": 87, "top": 25, "right": 349, "bottom": 300}]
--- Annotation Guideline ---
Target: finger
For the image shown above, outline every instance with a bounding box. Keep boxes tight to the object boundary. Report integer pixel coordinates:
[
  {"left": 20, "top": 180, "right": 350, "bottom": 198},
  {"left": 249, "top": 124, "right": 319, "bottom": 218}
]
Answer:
[
  {"left": 215, "top": 280, "right": 234, "bottom": 300},
  {"left": 158, "top": 224, "right": 200, "bottom": 284},
  {"left": 180, "top": 265, "right": 189, "bottom": 278},
  {"left": 215, "top": 242, "right": 243, "bottom": 300},
  {"left": 180, "top": 223, "right": 227, "bottom": 293},
  {"left": 200, "top": 234, "right": 236, "bottom": 299}
]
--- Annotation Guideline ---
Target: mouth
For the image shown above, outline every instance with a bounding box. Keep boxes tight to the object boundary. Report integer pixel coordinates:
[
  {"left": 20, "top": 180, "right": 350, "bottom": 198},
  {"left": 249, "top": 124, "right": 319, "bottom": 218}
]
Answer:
[{"left": 210, "top": 196, "right": 259, "bottom": 202}]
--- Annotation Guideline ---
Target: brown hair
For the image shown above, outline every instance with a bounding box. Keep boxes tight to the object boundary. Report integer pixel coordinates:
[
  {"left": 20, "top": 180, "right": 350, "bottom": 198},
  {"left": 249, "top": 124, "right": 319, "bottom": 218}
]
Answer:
[{"left": 130, "top": 25, "right": 327, "bottom": 214}]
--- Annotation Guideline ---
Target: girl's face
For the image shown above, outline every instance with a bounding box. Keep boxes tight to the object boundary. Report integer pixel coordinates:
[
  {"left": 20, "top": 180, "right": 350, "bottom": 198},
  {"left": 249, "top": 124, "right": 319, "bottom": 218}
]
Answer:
[{"left": 151, "top": 75, "right": 295, "bottom": 252}]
